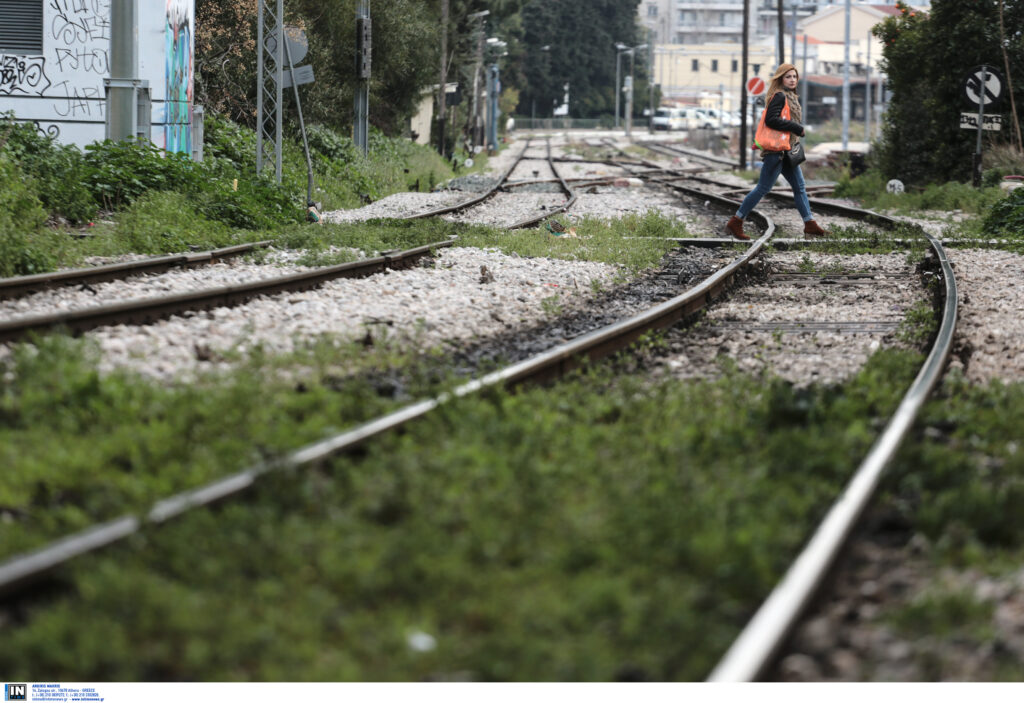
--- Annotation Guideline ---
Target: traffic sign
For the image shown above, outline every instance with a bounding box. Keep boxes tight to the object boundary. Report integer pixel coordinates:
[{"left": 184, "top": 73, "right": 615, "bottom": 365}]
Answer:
[
  {"left": 267, "top": 26, "right": 308, "bottom": 65},
  {"left": 962, "top": 65, "right": 1003, "bottom": 107},
  {"left": 747, "top": 77, "right": 765, "bottom": 96},
  {"left": 960, "top": 112, "right": 1003, "bottom": 131}
]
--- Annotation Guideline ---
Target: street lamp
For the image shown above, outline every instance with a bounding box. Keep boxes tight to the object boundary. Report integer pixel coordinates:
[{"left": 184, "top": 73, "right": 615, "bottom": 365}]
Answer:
[
  {"left": 615, "top": 42, "right": 628, "bottom": 129},
  {"left": 626, "top": 43, "right": 647, "bottom": 137},
  {"left": 485, "top": 37, "right": 507, "bottom": 153},
  {"left": 468, "top": 10, "right": 490, "bottom": 150}
]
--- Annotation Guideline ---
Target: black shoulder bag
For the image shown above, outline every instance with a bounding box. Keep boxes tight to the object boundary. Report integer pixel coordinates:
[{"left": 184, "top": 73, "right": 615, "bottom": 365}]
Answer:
[{"left": 785, "top": 141, "right": 806, "bottom": 168}]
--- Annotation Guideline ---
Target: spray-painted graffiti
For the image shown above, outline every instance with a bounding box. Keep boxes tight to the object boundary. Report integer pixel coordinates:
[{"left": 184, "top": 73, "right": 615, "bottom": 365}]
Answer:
[
  {"left": 0, "top": 56, "right": 52, "bottom": 97},
  {"left": 52, "top": 80, "right": 104, "bottom": 117},
  {"left": 49, "top": 0, "right": 110, "bottom": 119},
  {"left": 164, "top": 0, "right": 193, "bottom": 154},
  {"left": 49, "top": 0, "right": 111, "bottom": 46},
  {"left": 54, "top": 48, "right": 109, "bottom": 75}
]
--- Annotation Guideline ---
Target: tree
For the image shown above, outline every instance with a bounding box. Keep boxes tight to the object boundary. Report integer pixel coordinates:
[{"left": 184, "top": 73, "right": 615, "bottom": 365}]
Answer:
[
  {"left": 196, "top": 0, "right": 440, "bottom": 135},
  {"left": 874, "top": 0, "right": 1024, "bottom": 183},
  {"left": 517, "top": 0, "right": 645, "bottom": 120}
]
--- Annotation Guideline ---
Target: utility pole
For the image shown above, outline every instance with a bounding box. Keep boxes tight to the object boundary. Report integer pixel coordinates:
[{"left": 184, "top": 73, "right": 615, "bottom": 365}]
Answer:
[
  {"left": 648, "top": 33, "right": 656, "bottom": 134},
  {"left": 790, "top": 3, "right": 797, "bottom": 69},
  {"left": 842, "top": 0, "right": 851, "bottom": 151},
  {"left": 740, "top": 0, "right": 749, "bottom": 170},
  {"left": 437, "top": 0, "right": 448, "bottom": 157},
  {"left": 865, "top": 33, "right": 871, "bottom": 144},
  {"left": 468, "top": 10, "right": 489, "bottom": 150},
  {"left": 626, "top": 49, "right": 635, "bottom": 137},
  {"left": 777, "top": 0, "right": 784, "bottom": 65},
  {"left": 801, "top": 33, "right": 808, "bottom": 116},
  {"left": 354, "top": 0, "right": 371, "bottom": 157},
  {"left": 615, "top": 43, "right": 627, "bottom": 129},
  {"left": 107, "top": 0, "right": 139, "bottom": 142}
]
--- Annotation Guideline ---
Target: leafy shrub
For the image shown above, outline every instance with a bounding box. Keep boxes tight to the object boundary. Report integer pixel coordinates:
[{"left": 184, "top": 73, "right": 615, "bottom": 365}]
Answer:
[
  {"left": 83, "top": 139, "right": 202, "bottom": 211},
  {"left": 0, "top": 116, "right": 95, "bottom": 223},
  {"left": 113, "top": 191, "right": 236, "bottom": 254},
  {"left": 836, "top": 168, "right": 1004, "bottom": 215},
  {"left": 982, "top": 186, "right": 1024, "bottom": 237},
  {"left": 0, "top": 156, "right": 61, "bottom": 275}
]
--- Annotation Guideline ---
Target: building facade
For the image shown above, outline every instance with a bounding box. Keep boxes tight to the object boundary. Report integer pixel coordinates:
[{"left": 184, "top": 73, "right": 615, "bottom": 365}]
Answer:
[{"left": 0, "top": 0, "right": 196, "bottom": 154}]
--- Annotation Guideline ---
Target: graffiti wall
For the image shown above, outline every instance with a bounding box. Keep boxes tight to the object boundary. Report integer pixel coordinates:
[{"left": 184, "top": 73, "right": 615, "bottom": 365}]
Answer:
[
  {"left": 0, "top": 0, "right": 195, "bottom": 153},
  {"left": 164, "top": 0, "right": 193, "bottom": 155}
]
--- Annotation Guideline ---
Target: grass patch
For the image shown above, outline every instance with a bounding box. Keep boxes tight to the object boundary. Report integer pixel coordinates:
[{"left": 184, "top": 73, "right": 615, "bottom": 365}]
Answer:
[
  {"left": 768, "top": 223, "right": 932, "bottom": 256},
  {"left": 0, "top": 334, "right": 461, "bottom": 560},
  {"left": 0, "top": 348, "right": 924, "bottom": 680},
  {"left": 834, "top": 168, "right": 1005, "bottom": 216},
  {"left": 456, "top": 211, "right": 684, "bottom": 274},
  {"left": 886, "top": 374, "right": 1024, "bottom": 560},
  {"left": 887, "top": 588, "right": 995, "bottom": 641}
]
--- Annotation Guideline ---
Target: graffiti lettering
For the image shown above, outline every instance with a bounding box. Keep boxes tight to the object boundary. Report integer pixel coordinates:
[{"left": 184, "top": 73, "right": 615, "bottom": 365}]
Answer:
[
  {"left": 54, "top": 48, "right": 109, "bottom": 75},
  {"left": 52, "top": 80, "right": 103, "bottom": 117},
  {"left": 0, "top": 55, "right": 53, "bottom": 97},
  {"left": 50, "top": 0, "right": 111, "bottom": 46}
]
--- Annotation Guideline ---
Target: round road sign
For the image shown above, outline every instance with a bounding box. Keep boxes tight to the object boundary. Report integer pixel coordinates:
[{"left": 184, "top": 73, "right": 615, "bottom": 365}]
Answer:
[
  {"left": 962, "top": 65, "right": 1003, "bottom": 107},
  {"left": 747, "top": 77, "right": 766, "bottom": 96}
]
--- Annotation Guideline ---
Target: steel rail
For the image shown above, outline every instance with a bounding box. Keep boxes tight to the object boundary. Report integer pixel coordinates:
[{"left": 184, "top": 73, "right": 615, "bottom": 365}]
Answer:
[
  {"left": 506, "top": 137, "right": 579, "bottom": 230},
  {"left": 405, "top": 139, "right": 532, "bottom": 220},
  {"left": 640, "top": 140, "right": 738, "bottom": 168},
  {"left": 0, "top": 188, "right": 775, "bottom": 598},
  {"left": 708, "top": 229, "right": 957, "bottom": 681},
  {"left": 0, "top": 241, "right": 273, "bottom": 301},
  {"left": 0, "top": 239, "right": 454, "bottom": 344}
]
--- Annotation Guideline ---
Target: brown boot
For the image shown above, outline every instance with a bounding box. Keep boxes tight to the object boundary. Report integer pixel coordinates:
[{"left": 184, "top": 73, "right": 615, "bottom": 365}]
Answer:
[
  {"left": 803, "top": 219, "right": 826, "bottom": 237},
  {"left": 725, "top": 215, "right": 750, "bottom": 241}
]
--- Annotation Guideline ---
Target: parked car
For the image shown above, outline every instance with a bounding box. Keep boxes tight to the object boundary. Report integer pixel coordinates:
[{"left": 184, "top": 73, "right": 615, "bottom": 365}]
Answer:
[
  {"left": 679, "top": 107, "right": 716, "bottom": 130},
  {"left": 652, "top": 107, "right": 686, "bottom": 131},
  {"left": 702, "top": 108, "right": 740, "bottom": 128}
]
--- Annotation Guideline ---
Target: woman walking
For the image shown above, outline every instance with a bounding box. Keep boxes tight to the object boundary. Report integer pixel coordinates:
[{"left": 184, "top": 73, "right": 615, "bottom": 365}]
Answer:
[{"left": 725, "top": 63, "right": 825, "bottom": 240}]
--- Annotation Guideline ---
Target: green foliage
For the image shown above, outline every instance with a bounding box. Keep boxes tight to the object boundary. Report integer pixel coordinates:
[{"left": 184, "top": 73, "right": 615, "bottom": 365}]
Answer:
[
  {"left": 982, "top": 185, "right": 1024, "bottom": 236},
  {"left": 888, "top": 589, "right": 995, "bottom": 639},
  {"left": 0, "top": 116, "right": 96, "bottom": 223},
  {"left": 0, "top": 155, "right": 58, "bottom": 276},
  {"left": 873, "top": 0, "right": 1024, "bottom": 184},
  {"left": 888, "top": 375, "right": 1024, "bottom": 550},
  {"left": 0, "top": 333, "right": 445, "bottom": 561},
  {"left": 455, "top": 210, "right": 683, "bottom": 273},
  {"left": 835, "top": 168, "right": 1005, "bottom": 214},
  {"left": 0, "top": 346, "right": 922, "bottom": 680},
  {"left": 84, "top": 139, "right": 202, "bottom": 211},
  {"left": 110, "top": 192, "right": 236, "bottom": 255},
  {"left": 520, "top": 0, "right": 646, "bottom": 120}
]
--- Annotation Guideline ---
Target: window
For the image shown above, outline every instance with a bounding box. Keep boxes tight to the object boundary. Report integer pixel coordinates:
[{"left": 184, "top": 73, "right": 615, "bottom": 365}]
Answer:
[
  {"left": 0, "top": 0, "right": 43, "bottom": 55},
  {"left": 732, "top": 59, "right": 739, "bottom": 73},
  {"left": 711, "top": 59, "right": 718, "bottom": 72},
  {"left": 648, "top": 3, "right": 658, "bottom": 17},
  {"left": 692, "top": 59, "right": 699, "bottom": 72}
]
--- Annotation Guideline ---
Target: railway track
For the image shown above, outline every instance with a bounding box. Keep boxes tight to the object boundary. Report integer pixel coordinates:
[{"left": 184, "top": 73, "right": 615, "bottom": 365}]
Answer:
[{"left": 1, "top": 135, "right": 960, "bottom": 682}]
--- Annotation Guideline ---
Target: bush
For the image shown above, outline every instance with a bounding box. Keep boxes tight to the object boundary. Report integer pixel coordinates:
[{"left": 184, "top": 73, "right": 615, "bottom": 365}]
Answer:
[
  {"left": 113, "top": 191, "right": 236, "bottom": 254},
  {"left": 83, "top": 139, "right": 202, "bottom": 211},
  {"left": 836, "top": 167, "right": 1004, "bottom": 215},
  {"left": 0, "top": 116, "right": 95, "bottom": 223},
  {"left": 0, "top": 155, "right": 60, "bottom": 276},
  {"left": 982, "top": 186, "right": 1024, "bottom": 237}
]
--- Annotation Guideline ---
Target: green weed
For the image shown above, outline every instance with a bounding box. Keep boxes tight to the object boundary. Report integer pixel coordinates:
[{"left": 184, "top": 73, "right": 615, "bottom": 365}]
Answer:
[{"left": 0, "top": 347, "right": 925, "bottom": 680}]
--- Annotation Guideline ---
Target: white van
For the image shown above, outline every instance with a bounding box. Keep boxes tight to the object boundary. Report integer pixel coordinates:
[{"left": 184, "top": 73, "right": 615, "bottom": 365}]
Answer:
[{"left": 652, "top": 107, "right": 686, "bottom": 131}]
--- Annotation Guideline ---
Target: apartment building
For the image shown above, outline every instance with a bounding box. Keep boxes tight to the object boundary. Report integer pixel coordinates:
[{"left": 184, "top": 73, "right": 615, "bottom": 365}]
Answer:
[{"left": 641, "top": 1, "right": 914, "bottom": 48}]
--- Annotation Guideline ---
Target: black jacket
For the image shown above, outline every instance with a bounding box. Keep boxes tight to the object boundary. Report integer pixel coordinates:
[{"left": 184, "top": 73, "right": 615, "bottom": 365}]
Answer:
[{"left": 764, "top": 92, "right": 804, "bottom": 137}]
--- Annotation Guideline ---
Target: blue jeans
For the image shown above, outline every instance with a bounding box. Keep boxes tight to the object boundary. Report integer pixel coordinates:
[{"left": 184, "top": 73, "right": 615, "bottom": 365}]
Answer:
[{"left": 735, "top": 151, "right": 813, "bottom": 221}]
